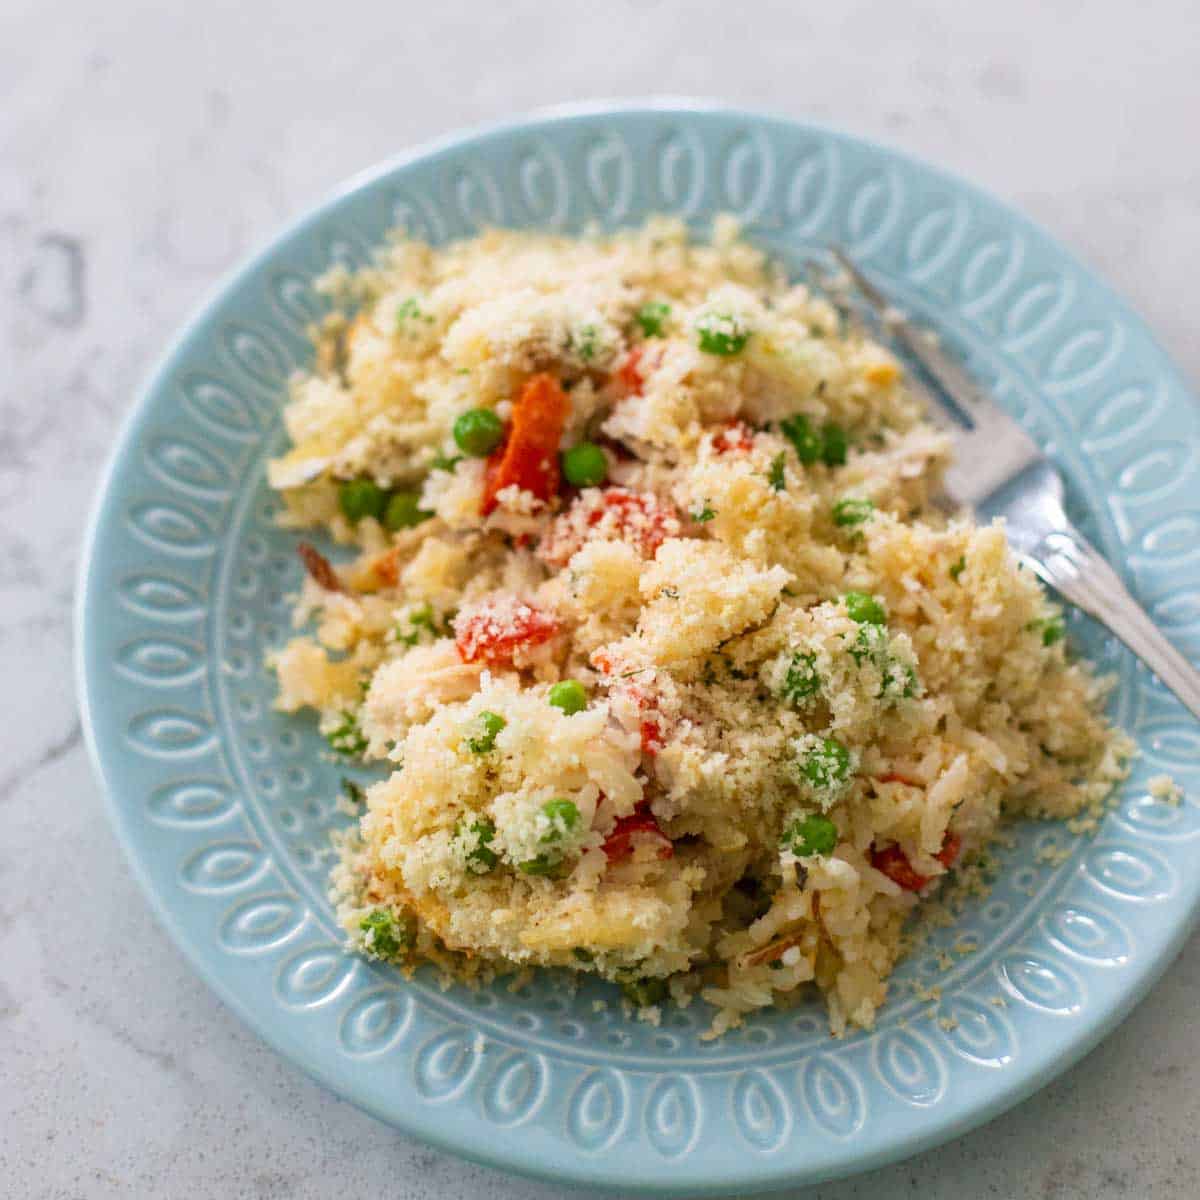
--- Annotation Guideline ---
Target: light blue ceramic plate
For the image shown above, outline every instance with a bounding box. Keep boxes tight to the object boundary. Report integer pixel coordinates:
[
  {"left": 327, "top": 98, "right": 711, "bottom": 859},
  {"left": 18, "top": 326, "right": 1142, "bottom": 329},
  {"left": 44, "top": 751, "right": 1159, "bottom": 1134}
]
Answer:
[{"left": 77, "top": 102, "right": 1200, "bottom": 1194}]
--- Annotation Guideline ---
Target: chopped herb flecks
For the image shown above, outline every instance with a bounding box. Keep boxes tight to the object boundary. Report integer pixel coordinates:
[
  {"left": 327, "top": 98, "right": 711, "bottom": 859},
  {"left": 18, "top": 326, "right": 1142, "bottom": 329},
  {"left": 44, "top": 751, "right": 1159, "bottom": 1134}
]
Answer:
[
  {"left": 327, "top": 711, "right": 368, "bottom": 759},
  {"left": 767, "top": 452, "right": 787, "bottom": 492},
  {"left": 832, "top": 497, "right": 874, "bottom": 527},
  {"left": 458, "top": 817, "right": 499, "bottom": 873},
  {"left": 696, "top": 311, "right": 750, "bottom": 356}
]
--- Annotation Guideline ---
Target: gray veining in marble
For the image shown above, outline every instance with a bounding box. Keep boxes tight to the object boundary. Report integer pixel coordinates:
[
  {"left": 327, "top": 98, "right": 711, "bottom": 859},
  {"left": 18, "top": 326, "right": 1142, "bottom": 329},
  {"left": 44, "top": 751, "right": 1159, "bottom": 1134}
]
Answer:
[{"left": 2, "top": 1, "right": 1198, "bottom": 1196}]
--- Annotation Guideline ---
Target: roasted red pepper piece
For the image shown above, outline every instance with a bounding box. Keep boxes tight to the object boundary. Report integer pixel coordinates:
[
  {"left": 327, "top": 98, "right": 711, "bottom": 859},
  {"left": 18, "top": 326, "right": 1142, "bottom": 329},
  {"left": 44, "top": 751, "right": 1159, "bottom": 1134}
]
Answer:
[
  {"left": 603, "top": 803, "right": 673, "bottom": 862},
  {"left": 871, "top": 832, "right": 960, "bottom": 892},
  {"left": 453, "top": 597, "right": 560, "bottom": 665},
  {"left": 480, "top": 373, "right": 569, "bottom": 515},
  {"left": 713, "top": 420, "right": 754, "bottom": 454},
  {"left": 640, "top": 719, "right": 664, "bottom": 755},
  {"left": 539, "top": 487, "right": 680, "bottom": 568},
  {"left": 873, "top": 771, "right": 923, "bottom": 788},
  {"left": 617, "top": 346, "right": 644, "bottom": 395}
]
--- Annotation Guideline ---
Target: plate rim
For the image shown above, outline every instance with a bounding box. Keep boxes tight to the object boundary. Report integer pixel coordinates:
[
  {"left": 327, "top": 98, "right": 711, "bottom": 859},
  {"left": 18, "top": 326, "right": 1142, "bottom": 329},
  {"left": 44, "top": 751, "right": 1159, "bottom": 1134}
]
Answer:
[{"left": 75, "top": 97, "right": 1200, "bottom": 1195}]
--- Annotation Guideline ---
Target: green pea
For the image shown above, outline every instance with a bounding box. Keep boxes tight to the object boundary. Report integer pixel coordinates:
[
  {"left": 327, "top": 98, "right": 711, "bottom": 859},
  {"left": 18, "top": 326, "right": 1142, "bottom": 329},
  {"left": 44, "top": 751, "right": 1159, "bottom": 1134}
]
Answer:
[
  {"left": 561, "top": 442, "right": 608, "bottom": 488},
  {"left": 635, "top": 300, "right": 671, "bottom": 337},
  {"left": 781, "top": 813, "right": 839, "bottom": 857},
  {"left": 548, "top": 679, "right": 588, "bottom": 715},
  {"left": 453, "top": 408, "right": 505, "bottom": 457},
  {"left": 821, "top": 422, "right": 848, "bottom": 467},
  {"left": 467, "top": 711, "right": 506, "bottom": 754},
  {"left": 782, "top": 651, "right": 821, "bottom": 705},
  {"left": 338, "top": 478, "right": 388, "bottom": 522},
  {"left": 844, "top": 591, "right": 887, "bottom": 624},
  {"left": 383, "top": 490, "right": 431, "bottom": 531},
  {"left": 358, "top": 908, "right": 411, "bottom": 961},
  {"left": 696, "top": 313, "right": 749, "bottom": 356},
  {"left": 832, "top": 497, "right": 874, "bottom": 527},
  {"left": 799, "top": 737, "right": 851, "bottom": 791}
]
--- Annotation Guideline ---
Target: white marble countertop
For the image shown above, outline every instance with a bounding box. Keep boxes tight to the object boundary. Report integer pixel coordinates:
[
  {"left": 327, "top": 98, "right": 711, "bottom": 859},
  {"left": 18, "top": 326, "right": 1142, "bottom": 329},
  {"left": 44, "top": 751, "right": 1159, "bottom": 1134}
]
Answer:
[{"left": 3, "top": 1, "right": 1198, "bottom": 1196}]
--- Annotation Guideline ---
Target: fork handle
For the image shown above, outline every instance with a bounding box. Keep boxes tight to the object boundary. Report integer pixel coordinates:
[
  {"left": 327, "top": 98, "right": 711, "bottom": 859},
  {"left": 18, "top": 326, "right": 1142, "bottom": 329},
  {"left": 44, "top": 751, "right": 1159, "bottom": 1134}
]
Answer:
[{"left": 1027, "top": 529, "right": 1200, "bottom": 722}]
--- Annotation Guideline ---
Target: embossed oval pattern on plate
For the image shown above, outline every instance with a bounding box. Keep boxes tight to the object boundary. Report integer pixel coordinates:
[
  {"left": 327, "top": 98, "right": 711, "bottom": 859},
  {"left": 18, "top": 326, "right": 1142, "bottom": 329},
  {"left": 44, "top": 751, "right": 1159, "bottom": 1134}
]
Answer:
[
  {"left": 842, "top": 167, "right": 901, "bottom": 256},
  {"left": 872, "top": 1028, "right": 946, "bottom": 1107},
  {"left": 784, "top": 142, "right": 837, "bottom": 235},
  {"left": 731, "top": 1070, "right": 790, "bottom": 1153},
  {"left": 127, "top": 708, "right": 215, "bottom": 758},
  {"left": 801, "top": 1056, "right": 865, "bottom": 1138},
  {"left": 451, "top": 165, "right": 504, "bottom": 232},
  {"left": 1084, "top": 842, "right": 1175, "bottom": 901},
  {"left": 387, "top": 188, "right": 446, "bottom": 244},
  {"left": 413, "top": 1027, "right": 480, "bottom": 1102},
  {"left": 338, "top": 987, "right": 413, "bottom": 1056},
  {"left": 516, "top": 141, "right": 569, "bottom": 227},
  {"left": 1117, "top": 790, "right": 1200, "bottom": 840},
  {"left": 1001, "top": 274, "right": 1071, "bottom": 349},
  {"left": 217, "top": 893, "right": 307, "bottom": 954},
  {"left": 957, "top": 234, "right": 1022, "bottom": 315},
  {"left": 127, "top": 501, "right": 214, "bottom": 557},
  {"left": 645, "top": 1075, "right": 701, "bottom": 1159},
  {"left": 481, "top": 1051, "right": 549, "bottom": 1127},
  {"left": 145, "top": 436, "right": 234, "bottom": 500},
  {"left": 1136, "top": 512, "right": 1200, "bottom": 564},
  {"left": 585, "top": 133, "right": 634, "bottom": 222},
  {"left": 1115, "top": 442, "right": 1191, "bottom": 502},
  {"left": 146, "top": 779, "right": 238, "bottom": 826},
  {"left": 1080, "top": 383, "right": 1162, "bottom": 452},
  {"left": 1043, "top": 904, "right": 1131, "bottom": 965},
  {"left": 118, "top": 572, "right": 206, "bottom": 621},
  {"left": 180, "top": 373, "right": 260, "bottom": 439},
  {"left": 904, "top": 198, "right": 967, "bottom": 281},
  {"left": 269, "top": 269, "right": 326, "bottom": 331},
  {"left": 653, "top": 128, "right": 706, "bottom": 216},
  {"left": 566, "top": 1069, "right": 627, "bottom": 1153},
  {"left": 720, "top": 130, "right": 773, "bottom": 222},
  {"left": 937, "top": 994, "right": 1015, "bottom": 1069},
  {"left": 115, "top": 635, "right": 205, "bottom": 686},
  {"left": 1000, "top": 953, "right": 1083, "bottom": 1014},
  {"left": 180, "top": 840, "right": 268, "bottom": 893},
  {"left": 222, "top": 323, "right": 290, "bottom": 392},
  {"left": 276, "top": 945, "right": 358, "bottom": 1009}
]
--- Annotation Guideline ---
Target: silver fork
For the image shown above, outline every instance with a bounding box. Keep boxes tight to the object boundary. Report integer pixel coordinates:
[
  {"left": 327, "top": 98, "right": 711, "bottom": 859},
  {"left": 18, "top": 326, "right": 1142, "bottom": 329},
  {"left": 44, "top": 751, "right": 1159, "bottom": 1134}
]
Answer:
[{"left": 830, "top": 247, "right": 1200, "bottom": 722}]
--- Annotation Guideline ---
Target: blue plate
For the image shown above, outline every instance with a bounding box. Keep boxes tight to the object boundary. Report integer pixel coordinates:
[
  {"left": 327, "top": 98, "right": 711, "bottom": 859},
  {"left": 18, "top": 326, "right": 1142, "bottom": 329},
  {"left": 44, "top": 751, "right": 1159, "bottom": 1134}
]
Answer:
[{"left": 77, "top": 101, "right": 1200, "bottom": 1194}]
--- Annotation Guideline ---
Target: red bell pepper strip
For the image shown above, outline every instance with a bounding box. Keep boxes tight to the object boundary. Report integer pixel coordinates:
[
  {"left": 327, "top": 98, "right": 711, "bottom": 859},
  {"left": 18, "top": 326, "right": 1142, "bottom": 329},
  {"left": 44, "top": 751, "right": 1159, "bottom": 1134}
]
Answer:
[
  {"left": 481, "top": 373, "right": 569, "bottom": 515},
  {"left": 603, "top": 803, "right": 673, "bottom": 862},
  {"left": 871, "top": 832, "right": 961, "bottom": 892}
]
